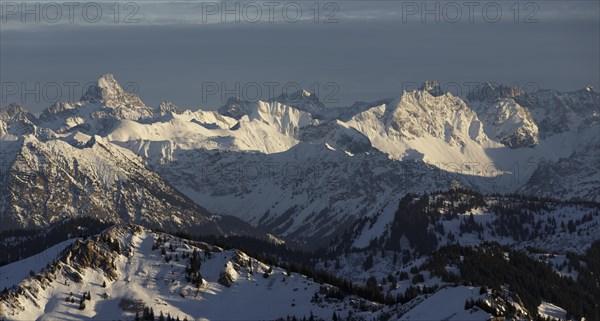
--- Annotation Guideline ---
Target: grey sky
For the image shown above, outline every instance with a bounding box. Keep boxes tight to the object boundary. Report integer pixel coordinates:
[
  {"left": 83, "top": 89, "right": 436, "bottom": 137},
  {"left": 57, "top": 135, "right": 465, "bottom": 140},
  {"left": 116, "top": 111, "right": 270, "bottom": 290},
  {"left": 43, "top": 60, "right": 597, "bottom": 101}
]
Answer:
[{"left": 1, "top": 1, "right": 598, "bottom": 112}]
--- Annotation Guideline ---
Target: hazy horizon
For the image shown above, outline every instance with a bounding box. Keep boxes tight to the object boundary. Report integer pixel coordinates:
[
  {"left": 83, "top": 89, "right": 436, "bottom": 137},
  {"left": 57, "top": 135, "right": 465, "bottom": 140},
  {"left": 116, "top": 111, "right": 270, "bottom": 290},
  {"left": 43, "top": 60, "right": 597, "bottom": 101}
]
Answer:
[{"left": 1, "top": 1, "right": 599, "bottom": 112}]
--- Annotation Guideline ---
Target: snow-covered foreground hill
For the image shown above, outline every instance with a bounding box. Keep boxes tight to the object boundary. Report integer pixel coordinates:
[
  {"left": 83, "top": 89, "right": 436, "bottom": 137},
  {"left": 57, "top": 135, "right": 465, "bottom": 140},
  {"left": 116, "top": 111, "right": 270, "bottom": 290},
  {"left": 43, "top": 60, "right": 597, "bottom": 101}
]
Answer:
[
  {"left": 0, "top": 225, "right": 500, "bottom": 321},
  {"left": 3, "top": 222, "right": 595, "bottom": 320},
  {"left": 0, "top": 225, "right": 364, "bottom": 320}
]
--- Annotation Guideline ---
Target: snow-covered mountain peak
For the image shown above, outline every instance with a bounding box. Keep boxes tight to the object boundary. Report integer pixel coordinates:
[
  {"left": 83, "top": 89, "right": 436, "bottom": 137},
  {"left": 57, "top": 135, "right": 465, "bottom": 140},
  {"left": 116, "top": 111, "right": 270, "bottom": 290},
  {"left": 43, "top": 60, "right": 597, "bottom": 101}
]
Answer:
[
  {"left": 386, "top": 88, "right": 481, "bottom": 137},
  {"left": 97, "top": 73, "right": 119, "bottom": 88},
  {"left": 35, "top": 75, "right": 155, "bottom": 134},
  {"left": 81, "top": 74, "right": 123, "bottom": 103},
  {"left": 214, "top": 95, "right": 316, "bottom": 143},
  {"left": 80, "top": 74, "right": 149, "bottom": 113},
  {"left": 218, "top": 90, "right": 323, "bottom": 123},
  {"left": 343, "top": 88, "right": 496, "bottom": 169},
  {"left": 504, "top": 87, "right": 599, "bottom": 138}
]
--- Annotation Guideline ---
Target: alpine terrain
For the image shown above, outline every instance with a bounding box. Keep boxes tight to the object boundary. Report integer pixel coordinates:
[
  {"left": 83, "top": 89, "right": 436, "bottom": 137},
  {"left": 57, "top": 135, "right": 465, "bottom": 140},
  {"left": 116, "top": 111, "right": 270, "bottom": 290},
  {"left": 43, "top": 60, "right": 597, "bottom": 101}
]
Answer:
[{"left": 1, "top": 75, "right": 599, "bottom": 321}]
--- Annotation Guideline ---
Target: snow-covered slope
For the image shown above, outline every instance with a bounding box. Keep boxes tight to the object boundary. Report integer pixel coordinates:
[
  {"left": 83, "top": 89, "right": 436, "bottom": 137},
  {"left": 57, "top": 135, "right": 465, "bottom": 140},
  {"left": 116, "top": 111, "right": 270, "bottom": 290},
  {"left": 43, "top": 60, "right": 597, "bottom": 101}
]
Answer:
[
  {"left": 3, "top": 225, "right": 536, "bottom": 321},
  {"left": 538, "top": 302, "right": 567, "bottom": 321},
  {"left": 398, "top": 286, "right": 490, "bottom": 321},
  {"left": 143, "top": 142, "right": 461, "bottom": 246},
  {"left": 0, "top": 225, "right": 384, "bottom": 320},
  {"left": 518, "top": 138, "right": 600, "bottom": 201},
  {"left": 109, "top": 97, "right": 315, "bottom": 158},
  {"left": 5, "top": 224, "right": 576, "bottom": 321}
]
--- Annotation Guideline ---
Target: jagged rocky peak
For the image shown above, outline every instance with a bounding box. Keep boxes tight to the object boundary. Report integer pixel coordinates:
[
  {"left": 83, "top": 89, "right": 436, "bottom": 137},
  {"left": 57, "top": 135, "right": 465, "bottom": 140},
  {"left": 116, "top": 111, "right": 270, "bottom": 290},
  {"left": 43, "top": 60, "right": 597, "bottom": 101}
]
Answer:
[
  {"left": 81, "top": 74, "right": 147, "bottom": 110},
  {"left": 418, "top": 80, "right": 445, "bottom": 97},
  {"left": 371, "top": 86, "right": 489, "bottom": 147},
  {"left": 567, "top": 84, "right": 600, "bottom": 108},
  {"left": 396, "top": 84, "right": 471, "bottom": 113},
  {"left": 506, "top": 85, "right": 599, "bottom": 138},
  {"left": 0, "top": 103, "right": 42, "bottom": 131},
  {"left": 466, "top": 90, "right": 539, "bottom": 149},
  {"left": 0, "top": 104, "right": 57, "bottom": 139},
  {"left": 158, "top": 101, "right": 184, "bottom": 116},
  {"left": 38, "top": 101, "right": 80, "bottom": 124},
  {"left": 0, "top": 103, "right": 37, "bottom": 136},
  {"left": 0, "top": 102, "right": 34, "bottom": 120},
  {"left": 81, "top": 74, "right": 121, "bottom": 102}
]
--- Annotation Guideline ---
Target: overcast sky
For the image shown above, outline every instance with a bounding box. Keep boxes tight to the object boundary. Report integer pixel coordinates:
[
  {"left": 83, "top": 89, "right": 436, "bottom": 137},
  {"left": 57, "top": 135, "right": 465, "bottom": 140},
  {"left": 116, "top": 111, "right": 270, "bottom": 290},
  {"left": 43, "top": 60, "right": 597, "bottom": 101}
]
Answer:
[{"left": 1, "top": 1, "right": 598, "bottom": 112}]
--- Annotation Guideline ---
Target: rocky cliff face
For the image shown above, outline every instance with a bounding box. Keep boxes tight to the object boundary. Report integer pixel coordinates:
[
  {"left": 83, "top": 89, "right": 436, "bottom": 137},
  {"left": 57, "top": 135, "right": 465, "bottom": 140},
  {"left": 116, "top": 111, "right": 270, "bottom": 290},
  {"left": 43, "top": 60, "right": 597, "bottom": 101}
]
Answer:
[
  {"left": 0, "top": 103, "right": 46, "bottom": 137},
  {"left": 0, "top": 134, "right": 222, "bottom": 234}
]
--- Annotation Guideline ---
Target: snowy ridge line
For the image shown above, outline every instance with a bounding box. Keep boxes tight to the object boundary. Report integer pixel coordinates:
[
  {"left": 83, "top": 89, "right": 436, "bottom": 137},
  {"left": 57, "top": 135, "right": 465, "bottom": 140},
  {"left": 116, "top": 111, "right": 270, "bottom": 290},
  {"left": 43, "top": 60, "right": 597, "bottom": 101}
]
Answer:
[{"left": 0, "top": 224, "right": 388, "bottom": 321}]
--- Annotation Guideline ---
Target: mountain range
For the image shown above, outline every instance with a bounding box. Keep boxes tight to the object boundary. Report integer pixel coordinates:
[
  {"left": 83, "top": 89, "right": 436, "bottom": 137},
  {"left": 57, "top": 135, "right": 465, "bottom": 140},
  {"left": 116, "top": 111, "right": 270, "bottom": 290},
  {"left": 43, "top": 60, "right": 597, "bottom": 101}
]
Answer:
[{"left": 1, "top": 74, "right": 598, "bottom": 246}]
